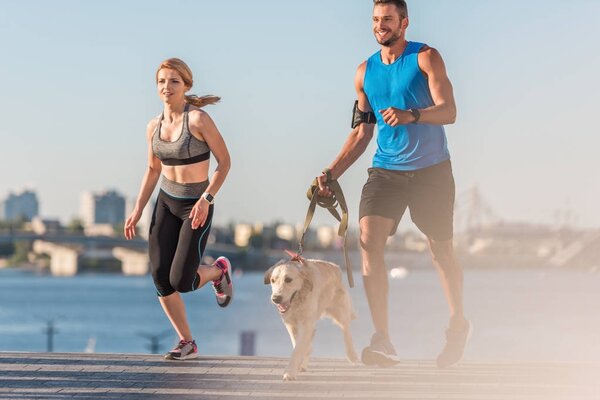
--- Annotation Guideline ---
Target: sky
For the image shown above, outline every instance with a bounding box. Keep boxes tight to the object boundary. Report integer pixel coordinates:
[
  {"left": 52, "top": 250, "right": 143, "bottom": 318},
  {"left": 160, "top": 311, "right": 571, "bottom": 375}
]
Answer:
[{"left": 1, "top": 0, "right": 599, "bottom": 230}]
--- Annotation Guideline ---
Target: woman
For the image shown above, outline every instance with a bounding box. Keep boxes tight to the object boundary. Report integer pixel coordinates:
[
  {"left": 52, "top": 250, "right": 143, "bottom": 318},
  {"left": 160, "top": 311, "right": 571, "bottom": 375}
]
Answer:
[{"left": 124, "top": 58, "right": 233, "bottom": 360}]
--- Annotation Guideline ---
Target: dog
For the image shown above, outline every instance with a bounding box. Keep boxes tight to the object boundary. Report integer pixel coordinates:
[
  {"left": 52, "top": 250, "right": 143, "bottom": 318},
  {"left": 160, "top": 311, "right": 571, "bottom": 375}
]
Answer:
[{"left": 264, "top": 256, "right": 358, "bottom": 380}]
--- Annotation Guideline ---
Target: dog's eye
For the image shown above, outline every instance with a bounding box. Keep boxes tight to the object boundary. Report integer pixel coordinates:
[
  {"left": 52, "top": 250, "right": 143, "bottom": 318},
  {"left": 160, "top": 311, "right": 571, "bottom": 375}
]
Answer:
[
  {"left": 271, "top": 278, "right": 275, "bottom": 283},
  {"left": 284, "top": 277, "right": 293, "bottom": 283}
]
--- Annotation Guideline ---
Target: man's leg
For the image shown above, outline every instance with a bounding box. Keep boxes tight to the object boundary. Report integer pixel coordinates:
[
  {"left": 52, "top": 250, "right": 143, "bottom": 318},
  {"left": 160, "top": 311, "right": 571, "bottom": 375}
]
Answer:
[
  {"left": 428, "top": 238, "right": 466, "bottom": 331},
  {"left": 408, "top": 161, "right": 470, "bottom": 367},
  {"left": 360, "top": 215, "right": 394, "bottom": 337},
  {"left": 360, "top": 215, "right": 400, "bottom": 366},
  {"left": 428, "top": 237, "right": 471, "bottom": 368}
]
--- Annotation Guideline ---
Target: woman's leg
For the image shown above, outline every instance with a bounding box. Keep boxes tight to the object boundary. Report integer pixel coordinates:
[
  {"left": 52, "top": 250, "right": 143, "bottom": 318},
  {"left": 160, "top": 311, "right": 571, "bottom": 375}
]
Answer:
[
  {"left": 162, "top": 203, "right": 218, "bottom": 342},
  {"left": 158, "top": 293, "right": 192, "bottom": 341},
  {"left": 195, "top": 207, "right": 223, "bottom": 287},
  {"left": 148, "top": 194, "right": 180, "bottom": 297},
  {"left": 169, "top": 204, "right": 220, "bottom": 291},
  {"left": 149, "top": 194, "right": 195, "bottom": 341}
]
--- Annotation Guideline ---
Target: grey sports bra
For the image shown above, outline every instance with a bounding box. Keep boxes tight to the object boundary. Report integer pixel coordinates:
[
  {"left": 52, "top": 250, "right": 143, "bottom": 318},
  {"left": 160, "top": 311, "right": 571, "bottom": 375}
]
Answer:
[{"left": 152, "top": 104, "right": 211, "bottom": 166}]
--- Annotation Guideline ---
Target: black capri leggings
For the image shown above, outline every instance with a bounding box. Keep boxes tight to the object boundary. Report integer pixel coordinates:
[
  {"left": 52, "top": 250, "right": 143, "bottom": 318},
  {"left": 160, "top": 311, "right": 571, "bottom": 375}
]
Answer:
[{"left": 148, "top": 180, "right": 213, "bottom": 297}]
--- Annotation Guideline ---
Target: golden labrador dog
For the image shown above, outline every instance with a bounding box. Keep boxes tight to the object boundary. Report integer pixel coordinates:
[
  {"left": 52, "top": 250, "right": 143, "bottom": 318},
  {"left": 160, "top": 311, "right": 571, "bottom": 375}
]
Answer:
[{"left": 264, "top": 257, "right": 358, "bottom": 380}]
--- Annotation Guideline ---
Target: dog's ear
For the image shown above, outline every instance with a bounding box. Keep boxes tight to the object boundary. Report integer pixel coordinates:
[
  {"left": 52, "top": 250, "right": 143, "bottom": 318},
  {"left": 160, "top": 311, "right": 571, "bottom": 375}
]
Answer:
[
  {"left": 299, "top": 267, "right": 314, "bottom": 293},
  {"left": 264, "top": 265, "right": 276, "bottom": 285},
  {"left": 264, "top": 259, "right": 287, "bottom": 284}
]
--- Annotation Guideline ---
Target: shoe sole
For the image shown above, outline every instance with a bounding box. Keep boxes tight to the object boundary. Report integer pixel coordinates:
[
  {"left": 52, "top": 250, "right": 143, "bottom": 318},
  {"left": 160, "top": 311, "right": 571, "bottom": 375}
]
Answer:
[
  {"left": 215, "top": 257, "right": 234, "bottom": 308},
  {"left": 165, "top": 352, "right": 199, "bottom": 361},
  {"left": 361, "top": 347, "right": 401, "bottom": 367},
  {"left": 177, "top": 352, "right": 200, "bottom": 360},
  {"left": 217, "top": 295, "right": 231, "bottom": 308},
  {"left": 436, "top": 321, "right": 473, "bottom": 369}
]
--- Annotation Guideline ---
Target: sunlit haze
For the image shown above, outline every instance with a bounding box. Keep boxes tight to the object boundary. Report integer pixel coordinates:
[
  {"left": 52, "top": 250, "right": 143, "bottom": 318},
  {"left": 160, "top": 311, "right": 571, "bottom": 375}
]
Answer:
[{"left": 1, "top": 0, "right": 599, "bottom": 229}]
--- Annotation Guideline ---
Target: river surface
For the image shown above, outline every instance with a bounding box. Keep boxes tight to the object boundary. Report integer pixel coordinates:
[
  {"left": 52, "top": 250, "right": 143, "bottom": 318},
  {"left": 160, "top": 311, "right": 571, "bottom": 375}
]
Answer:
[{"left": 1, "top": 267, "right": 599, "bottom": 363}]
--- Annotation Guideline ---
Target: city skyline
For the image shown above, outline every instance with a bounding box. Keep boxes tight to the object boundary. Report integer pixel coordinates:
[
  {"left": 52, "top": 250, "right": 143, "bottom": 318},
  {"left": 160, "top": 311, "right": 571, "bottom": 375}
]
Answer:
[
  {"left": 1, "top": 1, "right": 599, "bottom": 229},
  {"left": 0, "top": 184, "right": 582, "bottom": 236}
]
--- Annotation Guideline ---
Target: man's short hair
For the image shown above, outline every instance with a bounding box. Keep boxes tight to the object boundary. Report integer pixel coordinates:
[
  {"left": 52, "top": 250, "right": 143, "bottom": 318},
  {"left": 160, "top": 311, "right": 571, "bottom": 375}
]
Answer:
[{"left": 373, "top": 0, "right": 408, "bottom": 18}]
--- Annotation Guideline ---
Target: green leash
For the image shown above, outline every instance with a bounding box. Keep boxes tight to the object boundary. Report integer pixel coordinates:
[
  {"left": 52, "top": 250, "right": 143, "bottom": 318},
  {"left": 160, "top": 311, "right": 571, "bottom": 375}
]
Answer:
[{"left": 299, "top": 178, "right": 354, "bottom": 288}]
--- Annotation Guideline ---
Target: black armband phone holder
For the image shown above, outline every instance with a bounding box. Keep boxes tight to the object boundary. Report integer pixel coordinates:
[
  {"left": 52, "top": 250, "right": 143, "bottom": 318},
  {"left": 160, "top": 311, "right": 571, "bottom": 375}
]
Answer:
[{"left": 351, "top": 100, "right": 376, "bottom": 129}]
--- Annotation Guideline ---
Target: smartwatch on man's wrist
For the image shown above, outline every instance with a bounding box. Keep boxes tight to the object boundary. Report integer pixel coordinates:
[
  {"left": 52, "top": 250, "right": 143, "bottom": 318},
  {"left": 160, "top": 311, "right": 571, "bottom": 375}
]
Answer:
[
  {"left": 202, "top": 192, "right": 215, "bottom": 205},
  {"left": 409, "top": 108, "right": 421, "bottom": 123}
]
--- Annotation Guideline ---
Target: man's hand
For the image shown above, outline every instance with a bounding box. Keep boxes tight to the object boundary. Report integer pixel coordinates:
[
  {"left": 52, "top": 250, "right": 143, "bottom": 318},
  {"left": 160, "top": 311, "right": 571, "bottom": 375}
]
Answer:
[
  {"left": 379, "top": 107, "right": 415, "bottom": 127},
  {"left": 316, "top": 173, "right": 334, "bottom": 197}
]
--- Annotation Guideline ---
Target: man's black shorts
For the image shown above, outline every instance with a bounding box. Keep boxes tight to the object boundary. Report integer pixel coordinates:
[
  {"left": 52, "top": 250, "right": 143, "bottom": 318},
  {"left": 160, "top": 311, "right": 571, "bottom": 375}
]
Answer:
[{"left": 359, "top": 160, "right": 455, "bottom": 240}]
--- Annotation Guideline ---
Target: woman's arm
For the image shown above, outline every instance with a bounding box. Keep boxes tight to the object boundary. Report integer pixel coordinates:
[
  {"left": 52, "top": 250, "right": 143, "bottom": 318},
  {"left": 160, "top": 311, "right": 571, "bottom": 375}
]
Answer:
[
  {"left": 189, "top": 110, "right": 231, "bottom": 197},
  {"left": 187, "top": 110, "right": 231, "bottom": 229},
  {"left": 124, "top": 119, "right": 162, "bottom": 239}
]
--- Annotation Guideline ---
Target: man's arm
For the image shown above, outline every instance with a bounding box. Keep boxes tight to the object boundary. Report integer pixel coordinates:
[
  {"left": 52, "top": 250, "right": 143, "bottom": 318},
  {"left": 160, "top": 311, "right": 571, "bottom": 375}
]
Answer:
[
  {"left": 318, "top": 62, "right": 375, "bottom": 193},
  {"left": 378, "top": 47, "right": 456, "bottom": 126},
  {"left": 416, "top": 47, "right": 456, "bottom": 125}
]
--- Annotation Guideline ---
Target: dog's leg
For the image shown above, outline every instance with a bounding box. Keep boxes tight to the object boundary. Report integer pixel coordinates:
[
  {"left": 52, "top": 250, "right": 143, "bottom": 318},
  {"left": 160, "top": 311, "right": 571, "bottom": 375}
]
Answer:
[
  {"left": 331, "top": 313, "right": 358, "bottom": 364},
  {"left": 328, "top": 291, "right": 359, "bottom": 364},
  {"left": 283, "top": 321, "right": 315, "bottom": 381},
  {"left": 284, "top": 322, "right": 298, "bottom": 348},
  {"left": 285, "top": 323, "right": 312, "bottom": 372},
  {"left": 300, "top": 328, "right": 316, "bottom": 372},
  {"left": 341, "top": 322, "right": 359, "bottom": 364}
]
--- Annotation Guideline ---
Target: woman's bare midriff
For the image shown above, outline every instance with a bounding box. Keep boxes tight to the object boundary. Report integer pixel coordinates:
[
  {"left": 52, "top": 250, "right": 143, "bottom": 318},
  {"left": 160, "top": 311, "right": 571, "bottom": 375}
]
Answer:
[{"left": 161, "top": 160, "right": 210, "bottom": 184}]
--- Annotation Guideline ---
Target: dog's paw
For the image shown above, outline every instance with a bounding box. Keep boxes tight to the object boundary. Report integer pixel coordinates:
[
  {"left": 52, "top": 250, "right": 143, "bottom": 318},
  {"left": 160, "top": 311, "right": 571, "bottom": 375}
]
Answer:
[
  {"left": 347, "top": 351, "right": 360, "bottom": 365},
  {"left": 282, "top": 372, "right": 296, "bottom": 381},
  {"left": 300, "top": 360, "right": 309, "bottom": 372}
]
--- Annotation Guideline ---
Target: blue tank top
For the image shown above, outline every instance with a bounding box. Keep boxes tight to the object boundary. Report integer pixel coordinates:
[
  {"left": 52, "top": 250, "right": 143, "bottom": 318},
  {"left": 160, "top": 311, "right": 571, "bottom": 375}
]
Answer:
[{"left": 364, "top": 41, "right": 450, "bottom": 171}]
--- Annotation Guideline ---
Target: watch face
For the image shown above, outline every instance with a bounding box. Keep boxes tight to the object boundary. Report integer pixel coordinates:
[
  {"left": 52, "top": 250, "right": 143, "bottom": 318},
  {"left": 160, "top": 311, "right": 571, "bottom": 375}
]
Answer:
[
  {"left": 410, "top": 109, "right": 420, "bottom": 122},
  {"left": 204, "top": 193, "right": 214, "bottom": 203}
]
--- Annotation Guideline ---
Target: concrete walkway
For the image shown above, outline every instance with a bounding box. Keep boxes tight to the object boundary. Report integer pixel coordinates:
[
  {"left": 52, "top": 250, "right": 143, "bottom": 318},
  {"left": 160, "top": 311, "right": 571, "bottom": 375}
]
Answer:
[{"left": 0, "top": 352, "right": 598, "bottom": 399}]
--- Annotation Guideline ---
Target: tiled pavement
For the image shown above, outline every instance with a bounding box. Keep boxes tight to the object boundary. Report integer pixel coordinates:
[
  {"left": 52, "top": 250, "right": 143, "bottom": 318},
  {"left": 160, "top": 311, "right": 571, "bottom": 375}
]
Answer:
[{"left": 0, "top": 352, "right": 598, "bottom": 399}]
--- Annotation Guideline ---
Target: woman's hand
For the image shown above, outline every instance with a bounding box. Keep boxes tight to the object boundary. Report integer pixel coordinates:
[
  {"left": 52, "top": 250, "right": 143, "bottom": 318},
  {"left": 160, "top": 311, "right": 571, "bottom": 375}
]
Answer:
[
  {"left": 189, "top": 197, "right": 210, "bottom": 229},
  {"left": 124, "top": 210, "right": 142, "bottom": 240}
]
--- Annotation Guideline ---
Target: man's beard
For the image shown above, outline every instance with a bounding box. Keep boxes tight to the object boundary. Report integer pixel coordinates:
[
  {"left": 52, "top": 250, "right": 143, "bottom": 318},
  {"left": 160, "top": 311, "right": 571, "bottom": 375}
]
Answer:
[{"left": 377, "top": 32, "right": 401, "bottom": 47}]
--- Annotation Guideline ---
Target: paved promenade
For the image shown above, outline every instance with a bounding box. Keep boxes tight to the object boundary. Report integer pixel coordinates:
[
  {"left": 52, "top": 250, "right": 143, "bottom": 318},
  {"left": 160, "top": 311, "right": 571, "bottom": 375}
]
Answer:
[{"left": 0, "top": 352, "right": 598, "bottom": 399}]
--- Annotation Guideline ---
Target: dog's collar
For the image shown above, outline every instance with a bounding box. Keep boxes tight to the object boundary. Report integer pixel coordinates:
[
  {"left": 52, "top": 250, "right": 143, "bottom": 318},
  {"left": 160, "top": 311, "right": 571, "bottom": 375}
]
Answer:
[{"left": 284, "top": 249, "right": 305, "bottom": 264}]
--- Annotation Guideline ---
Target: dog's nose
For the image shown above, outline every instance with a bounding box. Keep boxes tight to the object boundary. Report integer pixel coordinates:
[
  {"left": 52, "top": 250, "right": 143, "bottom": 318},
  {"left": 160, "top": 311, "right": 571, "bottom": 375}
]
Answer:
[{"left": 272, "top": 295, "right": 282, "bottom": 304}]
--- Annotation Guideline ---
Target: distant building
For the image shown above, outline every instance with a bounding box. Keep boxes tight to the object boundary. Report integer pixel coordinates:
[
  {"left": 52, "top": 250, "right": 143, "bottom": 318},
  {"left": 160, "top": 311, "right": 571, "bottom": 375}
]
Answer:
[
  {"left": 1, "top": 189, "right": 39, "bottom": 222},
  {"left": 84, "top": 223, "right": 116, "bottom": 237},
  {"left": 30, "top": 217, "right": 62, "bottom": 235},
  {"left": 80, "top": 190, "right": 126, "bottom": 228},
  {"left": 316, "top": 226, "right": 336, "bottom": 248},
  {"left": 234, "top": 223, "right": 253, "bottom": 247},
  {"left": 276, "top": 224, "right": 296, "bottom": 241}
]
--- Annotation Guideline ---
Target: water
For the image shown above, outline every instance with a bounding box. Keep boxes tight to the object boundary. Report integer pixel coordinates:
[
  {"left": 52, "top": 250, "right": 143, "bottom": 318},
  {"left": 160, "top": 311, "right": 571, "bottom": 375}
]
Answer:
[{"left": 1, "top": 267, "right": 600, "bottom": 363}]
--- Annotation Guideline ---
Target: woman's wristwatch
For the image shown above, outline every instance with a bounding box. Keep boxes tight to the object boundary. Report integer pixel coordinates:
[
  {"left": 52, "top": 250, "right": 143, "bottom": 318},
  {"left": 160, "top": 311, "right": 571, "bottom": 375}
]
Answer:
[{"left": 202, "top": 192, "right": 215, "bottom": 204}]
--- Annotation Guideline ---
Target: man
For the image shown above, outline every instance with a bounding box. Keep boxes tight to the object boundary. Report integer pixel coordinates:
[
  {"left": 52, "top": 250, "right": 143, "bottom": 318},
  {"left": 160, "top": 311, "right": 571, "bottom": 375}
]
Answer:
[{"left": 317, "top": 0, "right": 470, "bottom": 368}]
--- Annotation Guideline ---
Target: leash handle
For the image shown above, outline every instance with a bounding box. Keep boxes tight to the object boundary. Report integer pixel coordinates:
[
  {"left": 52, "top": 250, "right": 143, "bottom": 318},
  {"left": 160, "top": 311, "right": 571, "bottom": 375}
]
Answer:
[
  {"left": 331, "top": 180, "right": 353, "bottom": 288},
  {"left": 299, "top": 180, "right": 319, "bottom": 256},
  {"left": 344, "top": 234, "right": 354, "bottom": 288},
  {"left": 300, "top": 178, "right": 354, "bottom": 288}
]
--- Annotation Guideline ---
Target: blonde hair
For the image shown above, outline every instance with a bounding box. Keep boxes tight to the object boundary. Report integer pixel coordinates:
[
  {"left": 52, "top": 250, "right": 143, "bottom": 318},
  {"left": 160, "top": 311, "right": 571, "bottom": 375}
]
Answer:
[{"left": 155, "top": 58, "right": 220, "bottom": 108}]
